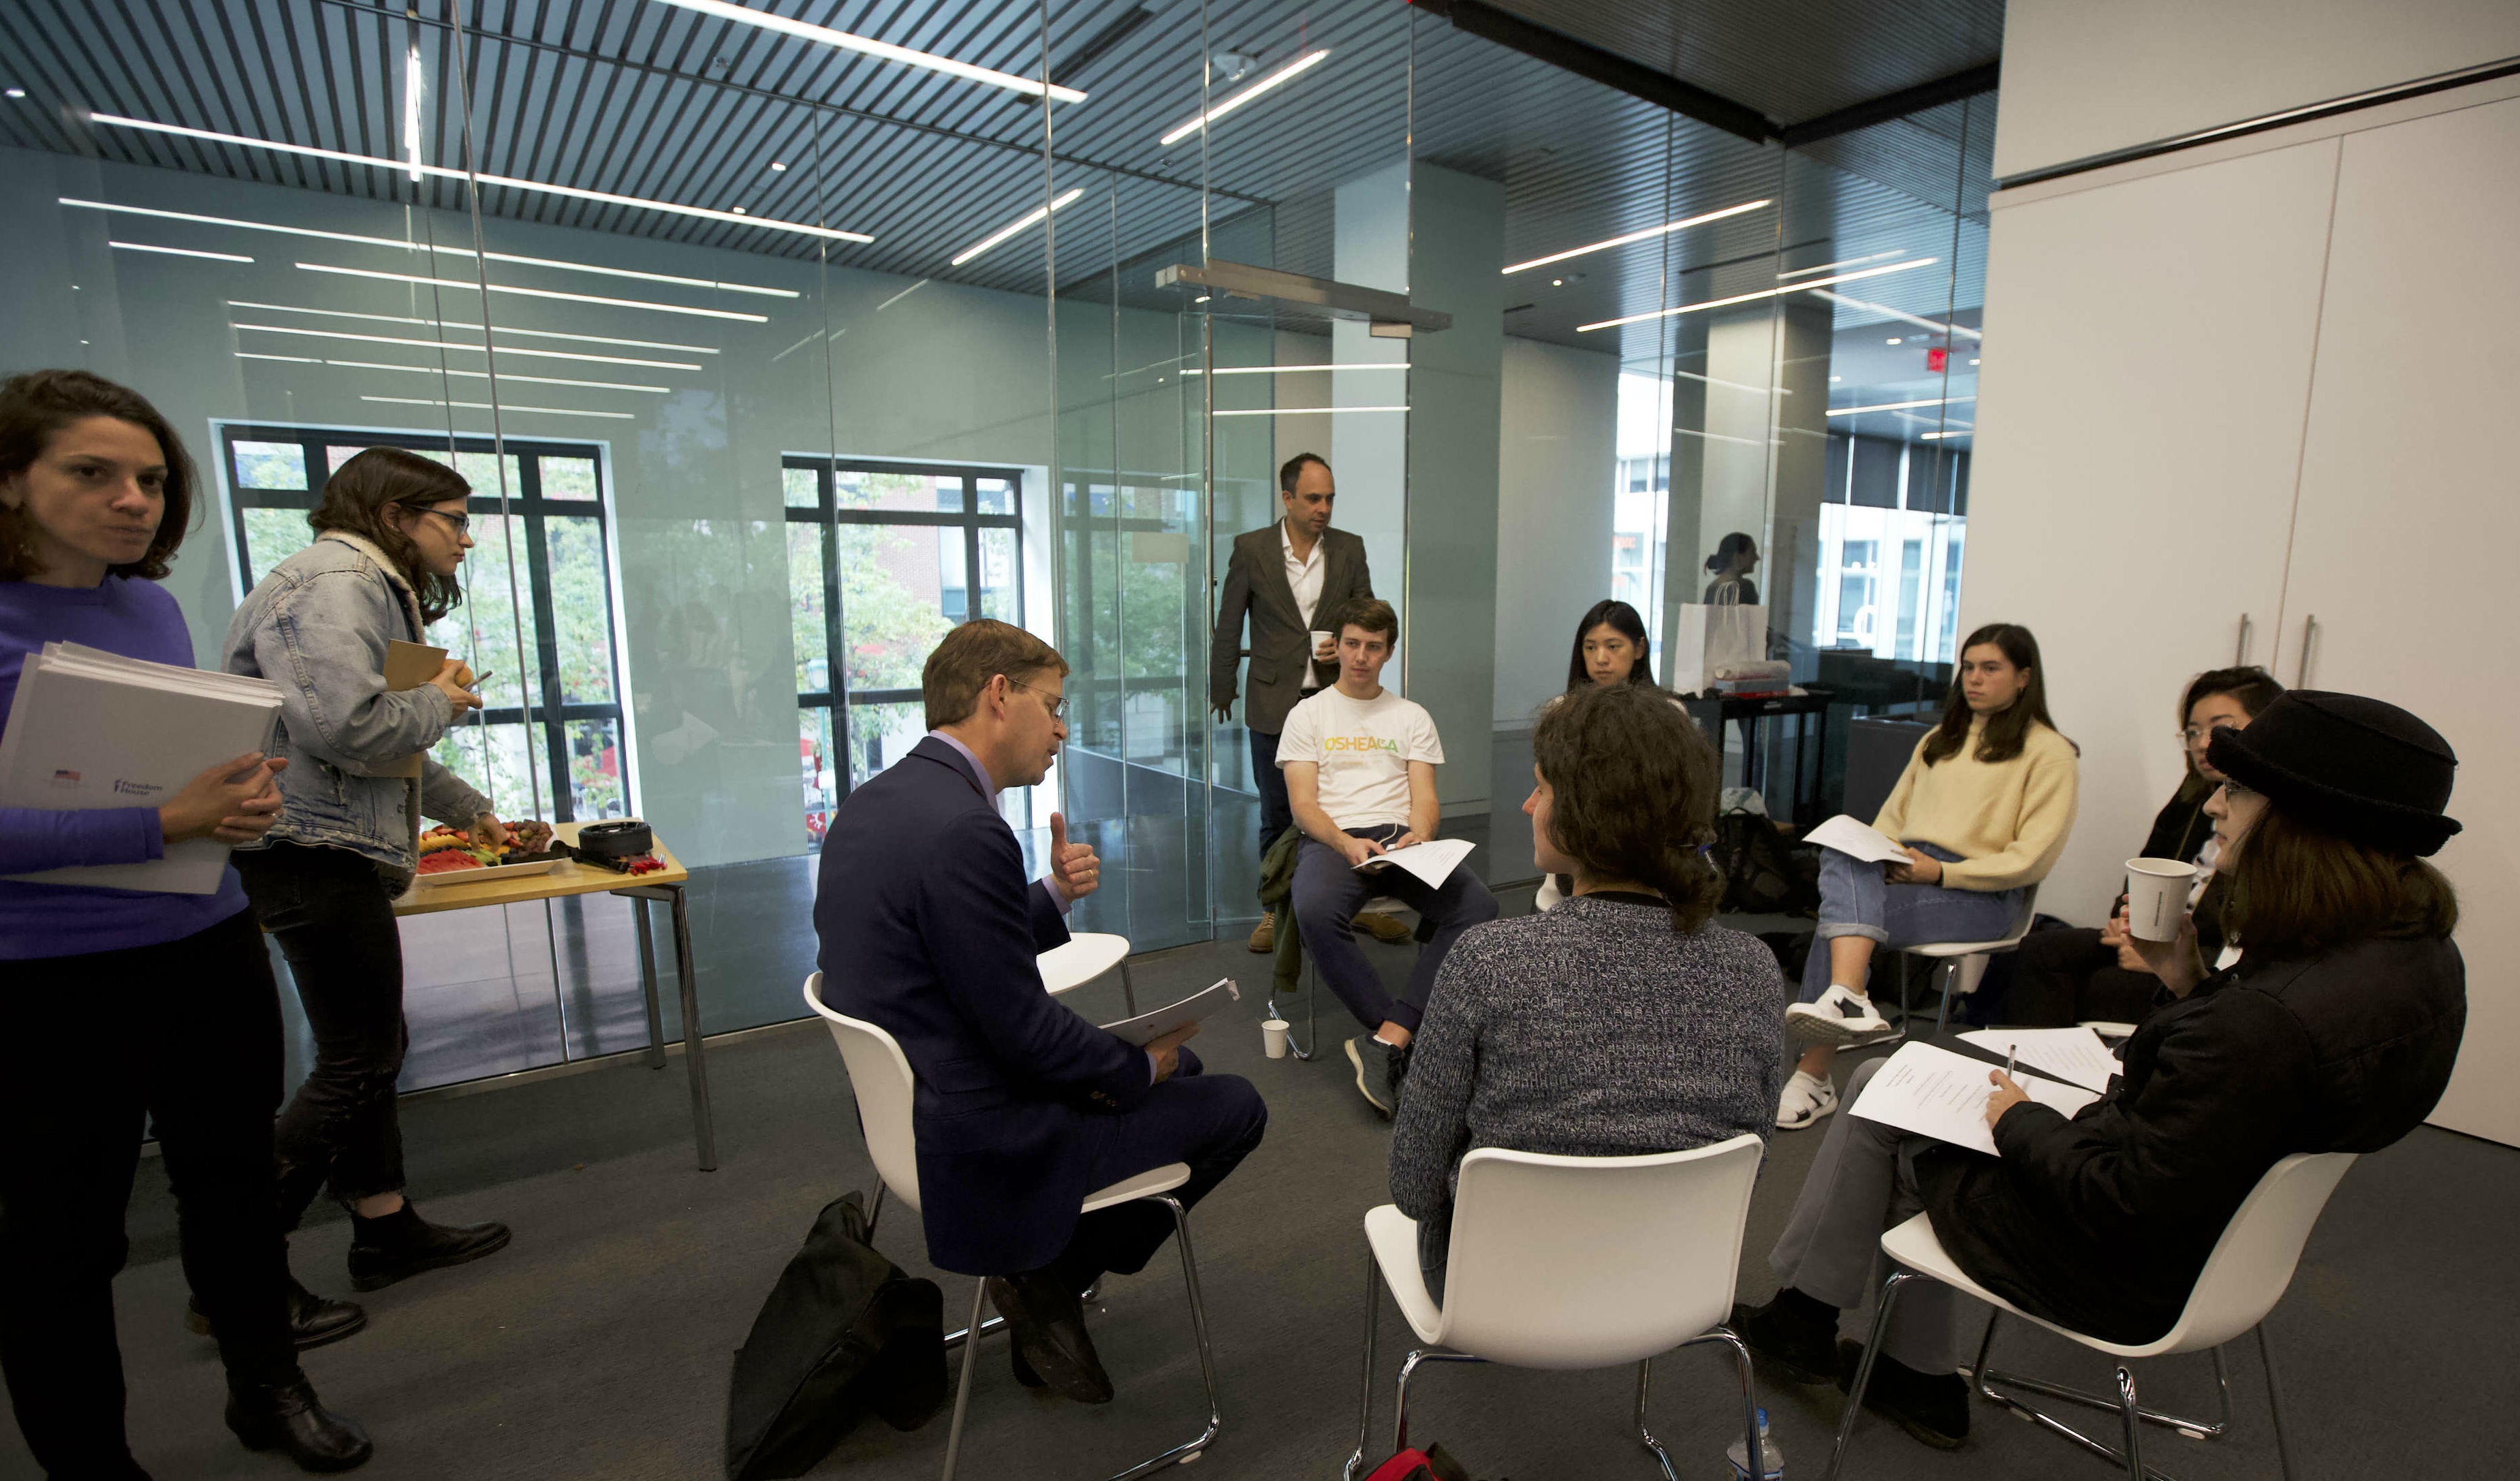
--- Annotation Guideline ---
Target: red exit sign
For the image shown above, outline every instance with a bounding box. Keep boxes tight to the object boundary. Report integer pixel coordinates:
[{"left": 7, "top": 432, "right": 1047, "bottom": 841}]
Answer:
[{"left": 1925, "top": 347, "right": 1949, "bottom": 372}]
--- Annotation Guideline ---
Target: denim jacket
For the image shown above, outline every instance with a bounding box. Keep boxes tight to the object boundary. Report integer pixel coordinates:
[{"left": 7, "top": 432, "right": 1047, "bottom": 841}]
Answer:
[{"left": 223, "top": 531, "right": 492, "bottom": 881}]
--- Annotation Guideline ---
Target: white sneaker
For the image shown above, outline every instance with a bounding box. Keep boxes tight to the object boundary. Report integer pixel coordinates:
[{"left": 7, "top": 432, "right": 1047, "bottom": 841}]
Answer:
[
  {"left": 1776, "top": 1070, "right": 1839, "bottom": 1130},
  {"left": 1787, "top": 983, "right": 1895, "bottom": 1047}
]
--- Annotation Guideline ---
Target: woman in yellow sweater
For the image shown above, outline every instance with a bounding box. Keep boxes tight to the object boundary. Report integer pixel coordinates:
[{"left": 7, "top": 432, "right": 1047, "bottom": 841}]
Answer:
[{"left": 1777, "top": 623, "right": 2079, "bottom": 1129}]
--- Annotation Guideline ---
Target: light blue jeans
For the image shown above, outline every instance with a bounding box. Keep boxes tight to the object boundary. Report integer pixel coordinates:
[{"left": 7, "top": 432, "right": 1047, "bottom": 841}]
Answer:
[{"left": 1798, "top": 841, "right": 2023, "bottom": 1003}]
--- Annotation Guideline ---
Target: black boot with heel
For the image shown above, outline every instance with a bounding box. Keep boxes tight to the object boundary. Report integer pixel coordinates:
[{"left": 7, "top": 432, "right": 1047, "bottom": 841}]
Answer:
[{"left": 225, "top": 1371, "right": 373, "bottom": 1472}]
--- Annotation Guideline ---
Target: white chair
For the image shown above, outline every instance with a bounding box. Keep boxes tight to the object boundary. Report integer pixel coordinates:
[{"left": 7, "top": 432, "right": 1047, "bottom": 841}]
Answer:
[
  {"left": 802, "top": 973, "right": 1223, "bottom": 1480},
  {"left": 1883, "top": 884, "right": 2040, "bottom": 1041},
  {"left": 1038, "top": 931, "right": 1136, "bottom": 1013},
  {"left": 1270, "top": 894, "right": 1409, "bottom": 1063},
  {"left": 1343, "top": 1135, "right": 1769, "bottom": 1481},
  {"left": 1825, "top": 1151, "right": 2357, "bottom": 1481}
]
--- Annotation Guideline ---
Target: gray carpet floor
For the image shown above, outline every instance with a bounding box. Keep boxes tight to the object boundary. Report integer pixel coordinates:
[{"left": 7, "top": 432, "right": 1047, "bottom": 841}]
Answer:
[{"left": 15, "top": 889, "right": 2519, "bottom": 1480}]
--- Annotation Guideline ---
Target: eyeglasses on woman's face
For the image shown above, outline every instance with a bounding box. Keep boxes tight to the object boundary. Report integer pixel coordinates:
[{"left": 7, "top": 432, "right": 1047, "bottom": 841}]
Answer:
[{"left": 411, "top": 505, "right": 472, "bottom": 536}]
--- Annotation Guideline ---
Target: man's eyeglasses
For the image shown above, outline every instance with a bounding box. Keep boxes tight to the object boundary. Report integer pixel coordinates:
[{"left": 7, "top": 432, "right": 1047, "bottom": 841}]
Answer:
[{"left": 1007, "top": 675, "right": 1069, "bottom": 721}]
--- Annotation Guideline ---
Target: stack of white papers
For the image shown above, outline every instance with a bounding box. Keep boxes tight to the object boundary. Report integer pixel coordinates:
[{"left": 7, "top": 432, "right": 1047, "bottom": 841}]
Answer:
[
  {"left": 1803, "top": 814, "right": 1910, "bottom": 864},
  {"left": 1957, "top": 1026, "right": 2124, "bottom": 1092},
  {"left": 0, "top": 642, "right": 284, "bottom": 894},
  {"left": 1099, "top": 978, "right": 1240, "bottom": 1046},
  {"left": 1850, "top": 1041, "right": 2103, "bottom": 1156},
  {"left": 1355, "top": 837, "right": 1475, "bottom": 888}
]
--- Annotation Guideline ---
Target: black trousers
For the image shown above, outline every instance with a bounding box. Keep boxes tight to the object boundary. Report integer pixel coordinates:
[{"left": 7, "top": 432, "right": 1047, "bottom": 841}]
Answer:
[
  {"left": 1045, "top": 1059, "right": 1268, "bottom": 1290},
  {"left": 234, "top": 841, "right": 409, "bottom": 1223},
  {"left": 2004, "top": 926, "right": 2166, "bottom": 1027},
  {"left": 1247, "top": 726, "right": 1293, "bottom": 862},
  {"left": 0, "top": 908, "right": 298, "bottom": 1478}
]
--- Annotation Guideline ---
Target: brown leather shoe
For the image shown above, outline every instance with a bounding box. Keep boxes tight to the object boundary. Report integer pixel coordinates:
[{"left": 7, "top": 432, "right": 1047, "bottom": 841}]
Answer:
[
  {"left": 1356, "top": 909, "right": 1413, "bottom": 944},
  {"left": 1247, "top": 916, "right": 1274, "bottom": 952}
]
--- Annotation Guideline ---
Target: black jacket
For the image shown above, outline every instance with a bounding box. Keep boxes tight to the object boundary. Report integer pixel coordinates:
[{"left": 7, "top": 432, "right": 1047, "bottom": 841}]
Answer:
[{"left": 1919, "top": 934, "right": 2466, "bottom": 1344}]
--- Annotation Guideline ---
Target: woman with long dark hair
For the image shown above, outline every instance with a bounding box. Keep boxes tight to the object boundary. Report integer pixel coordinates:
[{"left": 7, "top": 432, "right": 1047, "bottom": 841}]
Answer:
[
  {"left": 1390, "top": 681, "right": 1785, "bottom": 1298},
  {"left": 1702, "top": 532, "right": 1759, "bottom": 606},
  {"left": 1561, "top": 597, "right": 1656, "bottom": 692},
  {"left": 1735, "top": 691, "right": 2463, "bottom": 1452},
  {"left": 1776, "top": 623, "right": 2079, "bottom": 1129},
  {"left": 223, "top": 448, "right": 541, "bottom": 1311},
  {"left": 0, "top": 370, "right": 370, "bottom": 1474},
  {"left": 2002, "top": 666, "right": 2284, "bottom": 1025}
]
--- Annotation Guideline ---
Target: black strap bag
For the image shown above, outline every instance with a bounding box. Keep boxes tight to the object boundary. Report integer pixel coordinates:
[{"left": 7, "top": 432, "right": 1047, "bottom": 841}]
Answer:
[
  {"left": 725, "top": 1189, "right": 947, "bottom": 1479},
  {"left": 1713, "top": 808, "right": 1821, "bottom": 916}
]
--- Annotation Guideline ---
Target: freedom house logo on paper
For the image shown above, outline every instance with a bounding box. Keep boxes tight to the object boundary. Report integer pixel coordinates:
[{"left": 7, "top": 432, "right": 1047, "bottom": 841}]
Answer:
[
  {"left": 112, "top": 779, "right": 166, "bottom": 798},
  {"left": 50, "top": 769, "right": 80, "bottom": 788},
  {"left": 1321, "top": 734, "right": 1400, "bottom": 756}
]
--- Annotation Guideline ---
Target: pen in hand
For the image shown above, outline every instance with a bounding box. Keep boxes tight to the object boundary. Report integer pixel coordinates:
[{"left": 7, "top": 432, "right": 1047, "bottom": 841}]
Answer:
[{"left": 2002, "top": 1047, "right": 2018, "bottom": 1081}]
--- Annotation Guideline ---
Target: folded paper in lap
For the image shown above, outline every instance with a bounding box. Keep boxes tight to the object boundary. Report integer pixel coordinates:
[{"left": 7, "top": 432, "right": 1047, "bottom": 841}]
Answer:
[
  {"left": 1803, "top": 813, "right": 1910, "bottom": 864},
  {"left": 1354, "top": 837, "right": 1474, "bottom": 888},
  {"left": 1850, "top": 1041, "right": 2100, "bottom": 1157},
  {"left": 1099, "top": 978, "right": 1240, "bottom": 1047}
]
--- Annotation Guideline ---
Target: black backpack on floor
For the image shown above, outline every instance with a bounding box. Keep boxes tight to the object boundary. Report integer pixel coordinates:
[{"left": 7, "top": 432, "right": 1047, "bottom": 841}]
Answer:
[
  {"left": 1713, "top": 809, "right": 1821, "bottom": 916},
  {"left": 725, "top": 1189, "right": 946, "bottom": 1479}
]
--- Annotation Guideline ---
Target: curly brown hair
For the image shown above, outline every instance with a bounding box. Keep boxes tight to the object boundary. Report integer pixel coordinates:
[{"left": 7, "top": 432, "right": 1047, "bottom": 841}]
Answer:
[
  {"left": 0, "top": 369, "right": 197, "bottom": 582},
  {"left": 309, "top": 447, "right": 470, "bottom": 624},
  {"left": 1531, "top": 681, "right": 1723, "bottom": 933}
]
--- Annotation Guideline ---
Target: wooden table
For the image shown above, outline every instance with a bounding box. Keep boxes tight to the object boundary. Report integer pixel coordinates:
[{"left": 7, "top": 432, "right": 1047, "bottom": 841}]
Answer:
[{"left": 393, "top": 821, "right": 716, "bottom": 1170}]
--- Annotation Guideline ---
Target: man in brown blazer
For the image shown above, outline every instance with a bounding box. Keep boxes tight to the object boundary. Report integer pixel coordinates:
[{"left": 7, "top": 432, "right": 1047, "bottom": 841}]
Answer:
[{"left": 1208, "top": 453, "right": 1399, "bottom": 952}]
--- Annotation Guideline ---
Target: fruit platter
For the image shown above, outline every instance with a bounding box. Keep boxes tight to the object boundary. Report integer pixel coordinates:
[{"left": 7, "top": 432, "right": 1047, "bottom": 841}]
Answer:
[{"left": 413, "top": 824, "right": 568, "bottom": 887}]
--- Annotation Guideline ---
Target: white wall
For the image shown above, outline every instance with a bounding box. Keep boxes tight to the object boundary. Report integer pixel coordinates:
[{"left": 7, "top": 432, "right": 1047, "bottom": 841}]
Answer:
[
  {"left": 1996, "top": 0, "right": 2520, "bottom": 179},
  {"left": 1492, "top": 336, "right": 1617, "bottom": 726}
]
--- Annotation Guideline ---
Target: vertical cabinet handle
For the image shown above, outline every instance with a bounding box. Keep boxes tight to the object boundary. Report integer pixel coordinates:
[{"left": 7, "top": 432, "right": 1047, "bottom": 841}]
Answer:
[
  {"left": 2235, "top": 614, "right": 2254, "bottom": 667},
  {"left": 2297, "top": 614, "right": 2318, "bottom": 687}
]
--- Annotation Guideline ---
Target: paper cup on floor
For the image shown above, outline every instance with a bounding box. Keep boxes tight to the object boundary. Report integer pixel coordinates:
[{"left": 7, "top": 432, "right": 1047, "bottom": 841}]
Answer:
[
  {"left": 2124, "top": 857, "right": 2198, "bottom": 941},
  {"left": 1261, "top": 1019, "right": 1291, "bottom": 1059}
]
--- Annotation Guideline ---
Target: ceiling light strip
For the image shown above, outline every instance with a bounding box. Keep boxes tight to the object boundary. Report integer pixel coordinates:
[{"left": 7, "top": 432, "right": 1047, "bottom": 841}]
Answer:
[
  {"left": 109, "top": 240, "right": 252, "bottom": 262},
  {"left": 237, "top": 354, "right": 669, "bottom": 394},
  {"left": 1826, "top": 396, "right": 1975, "bottom": 417},
  {"left": 65, "top": 199, "right": 796, "bottom": 297},
  {"left": 233, "top": 322, "right": 699, "bottom": 371},
  {"left": 652, "top": 0, "right": 1085, "bottom": 103},
  {"left": 1502, "top": 198, "right": 1771, "bottom": 275},
  {"left": 1776, "top": 251, "right": 1906, "bottom": 281},
  {"left": 1208, "top": 405, "right": 1407, "bottom": 417},
  {"left": 1182, "top": 364, "right": 1408, "bottom": 376},
  {"left": 1160, "top": 50, "right": 1330, "bottom": 146},
  {"left": 1807, "top": 289, "right": 1985, "bottom": 342},
  {"left": 361, "top": 395, "right": 633, "bottom": 421},
  {"left": 1920, "top": 430, "right": 1971, "bottom": 440},
  {"left": 1576, "top": 258, "right": 1939, "bottom": 332},
  {"left": 950, "top": 188, "right": 1084, "bottom": 268},
  {"left": 294, "top": 263, "right": 766, "bottom": 323},
  {"left": 87, "top": 115, "right": 870, "bottom": 243},
  {"left": 225, "top": 300, "right": 717, "bottom": 355}
]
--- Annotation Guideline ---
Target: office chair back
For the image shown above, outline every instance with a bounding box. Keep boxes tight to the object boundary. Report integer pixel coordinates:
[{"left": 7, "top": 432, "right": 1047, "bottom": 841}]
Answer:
[
  {"left": 2162, "top": 1151, "right": 2357, "bottom": 1354},
  {"left": 1438, "top": 1132, "right": 1765, "bottom": 1369},
  {"left": 802, "top": 971, "right": 924, "bottom": 1213}
]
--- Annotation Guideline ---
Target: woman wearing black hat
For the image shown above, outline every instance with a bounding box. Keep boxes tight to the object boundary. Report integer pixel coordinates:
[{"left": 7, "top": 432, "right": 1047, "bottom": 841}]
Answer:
[{"left": 1729, "top": 690, "right": 2466, "bottom": 1452}]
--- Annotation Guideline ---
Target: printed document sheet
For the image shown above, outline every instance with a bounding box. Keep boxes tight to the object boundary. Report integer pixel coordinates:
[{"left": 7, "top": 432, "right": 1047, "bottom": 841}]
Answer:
[
  {"left": 1099, "top": 978, "right": 1240, "bottom": 1047},
  {"left": 1354, "top": 837, "right": 1474, "bottom": 888},
  {"left": 1957, "top": 1026, "right": 2124, "bottom": 1093},
  {"left": 1851, "top": 1042, "right": 2102, "bottom": 1156}
]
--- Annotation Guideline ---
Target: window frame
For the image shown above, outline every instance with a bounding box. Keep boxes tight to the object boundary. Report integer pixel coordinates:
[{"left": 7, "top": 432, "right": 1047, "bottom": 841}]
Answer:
[
  {"left": 217, "top": 422, "right": 631, "bottom": 824},
  {"left": 782, "top": 456, "right": 1024, "bottom": 813}
]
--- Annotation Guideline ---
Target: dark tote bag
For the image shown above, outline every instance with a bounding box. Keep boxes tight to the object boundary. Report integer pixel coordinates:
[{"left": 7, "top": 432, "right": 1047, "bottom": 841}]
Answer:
[{"left": 725, "top": 1189, "right": 947, "bottom": 1480}]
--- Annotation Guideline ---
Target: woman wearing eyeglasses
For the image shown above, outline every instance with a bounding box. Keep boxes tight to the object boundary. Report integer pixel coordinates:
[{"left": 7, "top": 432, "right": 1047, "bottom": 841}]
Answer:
[
  {"left": 223, "top": 448, "right": 538, "bottom": 1329},
  {"left": 2000, "top": 667, "right": 2284, "bottom": 1026}
]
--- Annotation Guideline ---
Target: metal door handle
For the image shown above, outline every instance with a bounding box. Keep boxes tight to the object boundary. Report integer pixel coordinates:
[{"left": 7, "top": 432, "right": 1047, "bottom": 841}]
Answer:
[
  {"left": 2297, "top": 615, "right": 2318, "bottom": 687},
  {"left": 2235, "top": 613, "right": 2253, "bottom": 667}
]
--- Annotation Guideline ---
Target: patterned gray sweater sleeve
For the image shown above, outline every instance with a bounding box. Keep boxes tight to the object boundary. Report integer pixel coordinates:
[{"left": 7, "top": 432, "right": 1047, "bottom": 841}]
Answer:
[{"left": 1387, "top": 897, "right": 1790, "bottom": 1243}]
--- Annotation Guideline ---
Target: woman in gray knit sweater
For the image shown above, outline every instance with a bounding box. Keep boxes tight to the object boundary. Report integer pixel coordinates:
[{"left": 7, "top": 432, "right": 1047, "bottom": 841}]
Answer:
[{"left": 1389, "top": 682, "right": 1789, "bottom": 1295}]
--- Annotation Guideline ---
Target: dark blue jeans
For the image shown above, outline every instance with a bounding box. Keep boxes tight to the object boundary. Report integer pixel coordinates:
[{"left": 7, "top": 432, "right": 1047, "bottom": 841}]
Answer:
[
  {"left": 1290, "top": 824, "right": 1499, "bottom": 1034},
  {"left": 1799, "top": 841, "right": 2023, "bottom": 1002}
]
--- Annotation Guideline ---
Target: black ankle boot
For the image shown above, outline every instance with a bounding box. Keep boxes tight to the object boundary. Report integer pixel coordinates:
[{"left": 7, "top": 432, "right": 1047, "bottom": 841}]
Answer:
[
  {"left": 225, "top": 1372, "right": 373, "bottom": 1472},
  {"left": 189, "top": 1276, "right": 368, "bottom": 1351},
  {"left": 346, "top": 1202, "right": 511, "bottom": 1292}
]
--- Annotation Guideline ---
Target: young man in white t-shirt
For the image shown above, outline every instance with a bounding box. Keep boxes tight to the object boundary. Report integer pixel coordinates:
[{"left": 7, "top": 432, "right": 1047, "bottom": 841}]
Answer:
[{"left": 1280, "top": 597, "right": 1499, "bottom": 1114}]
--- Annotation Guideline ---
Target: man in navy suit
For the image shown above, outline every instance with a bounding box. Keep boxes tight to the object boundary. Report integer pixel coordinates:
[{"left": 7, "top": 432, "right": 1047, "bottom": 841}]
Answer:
[{"left": 814, "top": 619, "right": 1267, "bottom": 1404}]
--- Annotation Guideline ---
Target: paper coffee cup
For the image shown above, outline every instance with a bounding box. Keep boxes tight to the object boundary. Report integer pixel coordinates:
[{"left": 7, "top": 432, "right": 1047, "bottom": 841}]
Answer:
[
  {"left": 2124, "top": 857, "right": 2198, "bottom": 942},
  {"left": 1261, "top": 1019, "right": 1291, "bottom": 1059},
  {"left": 1310, "top": 629, "right": 1334, "bottom": 663}
]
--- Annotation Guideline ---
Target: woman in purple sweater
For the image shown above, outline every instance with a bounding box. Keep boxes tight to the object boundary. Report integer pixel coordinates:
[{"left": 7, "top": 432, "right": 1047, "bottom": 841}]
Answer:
[{"left": 0, "top": 371, "right": 370, "bottom": 1476}]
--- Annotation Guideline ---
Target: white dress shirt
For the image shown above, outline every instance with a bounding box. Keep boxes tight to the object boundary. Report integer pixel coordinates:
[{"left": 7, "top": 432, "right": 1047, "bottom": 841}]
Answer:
[{"left": 1281, "top": 521, "right": 1327, "bottom": 691}]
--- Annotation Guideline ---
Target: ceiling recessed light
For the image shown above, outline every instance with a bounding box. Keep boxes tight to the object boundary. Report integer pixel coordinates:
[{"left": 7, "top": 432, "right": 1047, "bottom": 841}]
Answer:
[
  {"left": 1160, "top": 49, "right": 1330, "bottom": 146},
  {"left": 652, "top": 0, "right": 1085, "bottom": 102},
  {"left": 1551, "top": 279, "right": 1562, "bottom": 287},
  {"left": 1193, "top": 295, "right": 1210, "bottom": 303},
  {"left": 1503, "top": 199, "right": 1770, "bottom": 275},
  {"left": 1970, "top": 357, "right": 1981, "bottom": 365},
  {"left": 5, "top": 88, "right": 26, "bottom": 99},
  {"left": 1886, "top": 337, "right": 1902, "bottom": 345},
  {"left": 731, "top": 206, "right": 747, "bottom": 215},
  {"left": 768, "top": 161, "right": 787, "bottom": 172},
  {"left": 1829, "top": 375, "right": 1843, "bottom": 383}
]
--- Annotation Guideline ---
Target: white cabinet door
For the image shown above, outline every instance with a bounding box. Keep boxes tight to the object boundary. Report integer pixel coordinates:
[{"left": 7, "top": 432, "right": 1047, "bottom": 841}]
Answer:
[
  {"left": 1966, "top": 140, "right": 2340, "bottom": 922},
  {"left": 2279, "top": 96, "right": 2520, "bottom": 1145}
]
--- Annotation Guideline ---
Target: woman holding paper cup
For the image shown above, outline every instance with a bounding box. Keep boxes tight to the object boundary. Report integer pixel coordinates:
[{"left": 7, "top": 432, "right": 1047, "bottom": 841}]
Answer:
[
  {"left": 0, "top": 369, "right": 373, "bottom": 1473},
  {"left": 225, "top": 449, "right": 534, "bottom": 1311},
  {"left": 1778, "top": 623, "right": 2078, "bottom": 1129},
  {"left": 1733, "top": 690, "right": 2463, "bottom": 1452}
]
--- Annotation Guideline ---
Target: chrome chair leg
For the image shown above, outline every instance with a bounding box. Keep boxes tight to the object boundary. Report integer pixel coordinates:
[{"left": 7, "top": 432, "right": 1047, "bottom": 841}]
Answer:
[
  {"left": 1824, "top": 1266, "right": 1916, "bottom": 1481},
  {"left": 2257, "top": 1326, "right": 2297, "bottom": 1481},
  {"left": 939, "top": 1280, "right": 988, "bottom": 1481},
  {"left": 1391, "top": 1350, "right": 1482, "bottom": 1457},
  {"left": 1345, "top": 1249, "right": 1381, "bottom": 1481},
  {"left": 1970, "top": 1310, "right": 2235, "bottom": 1481},
  {"left": 2116, "top": 1366, "right": 2147, "bottom": 1481},
  {"left": 1932, "top": 958, "right": 1965, "bottom": 1035},
  {"left": 1107, "top": 1196, "right": 1220, "bottom": 1480},
  {"left": 1671, "top": 1326, "right": 1761, "bottom": 1481},
  {"left": 1119, "top": 960, "right": 1138, "bottom": 1017}
]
